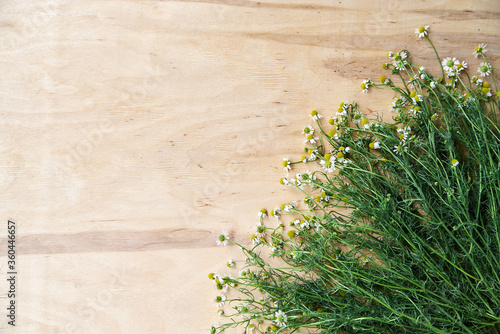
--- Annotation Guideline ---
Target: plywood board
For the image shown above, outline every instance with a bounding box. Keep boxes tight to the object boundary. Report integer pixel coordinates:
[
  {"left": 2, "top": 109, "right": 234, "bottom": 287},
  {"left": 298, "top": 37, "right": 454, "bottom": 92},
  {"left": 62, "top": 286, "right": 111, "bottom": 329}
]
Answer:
[{"left": 0, "top": 0, "right": 499, "bottom": 333}]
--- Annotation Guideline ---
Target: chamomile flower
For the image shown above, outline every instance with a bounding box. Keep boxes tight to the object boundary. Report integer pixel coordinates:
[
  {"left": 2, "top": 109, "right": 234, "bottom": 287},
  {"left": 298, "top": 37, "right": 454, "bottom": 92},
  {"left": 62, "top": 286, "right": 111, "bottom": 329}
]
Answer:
[
  {"left": 320, "top": 159, "right": 336, "bottom": 173},
  {"left": 209, "top": 323, "right": 220, "bottom": 334},
  {"left": 274, "top": 310, "right": 288, "bottom": 327},
  {"left": 451, "top": 159, "right": 459, "bottom": 167},
  {"left": 478, "top": 62, "right": 492, "bottom": 77},
  {"left": 369, "top": 141, "right": 380, "bottom": 149},
  {"left": 415, "top": 25, "right": 429, "bottom": 38},
  {"left": 255, "top": 221, "right": 266, "bottom": 238},
  {"left": 226, "top": 260, "right": 235, "bottom": 268},
  {"left": 392, "top": 96, "right": 406, "bottom": 110},
  {"left": 393, "top": 144, "right": 408, "bottom": 155},
  {"left": 442, "top": 57, "right": 460, "bottom": 74},
  {"left": 361, "top": 79, "right": 373, "bottom": 93},
  {"left": 282, "top": 158, "right": 291, "bottom": 171},
  {"left": 379, "top": 76, "right": 391, "bottom": 85},
  {"left": 258, "top": 208, "right": 268, "bottom": 218},
  {"left": 304, "top": 134, "right": 318, "bottom": 144},
  {"left": 302, "top": 125, "right": 314, "bottom": 136},
  {"left": 361, "top": 118, "right": 370, "bottom": 129},
  {"left": 270, "top": 207, "right": 281, "bottom": 219},
  {"left": 310, "top": 109, "right": 323, "bottom": 121},
  {"left": 473, "top": 43, "right": 487, "bottom": 58},
  {"left": 213, "top": 294, "right": 226, "bottom": 308},
  {"left": 216, "top": 231, "right": 229, "bottom": 246},
  {"left": 457, "top": 61, "right": 467, "bottom": 72},
  {"left": 283, "top": 202, "right": 297, "bottom": 212}
]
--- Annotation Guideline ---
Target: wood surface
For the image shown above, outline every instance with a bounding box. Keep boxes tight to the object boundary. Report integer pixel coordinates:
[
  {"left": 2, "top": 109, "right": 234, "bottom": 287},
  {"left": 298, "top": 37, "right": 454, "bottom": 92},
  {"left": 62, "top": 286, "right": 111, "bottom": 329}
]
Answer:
[{"left": 0, "top": 0, "right": 499, "bottom": 333}]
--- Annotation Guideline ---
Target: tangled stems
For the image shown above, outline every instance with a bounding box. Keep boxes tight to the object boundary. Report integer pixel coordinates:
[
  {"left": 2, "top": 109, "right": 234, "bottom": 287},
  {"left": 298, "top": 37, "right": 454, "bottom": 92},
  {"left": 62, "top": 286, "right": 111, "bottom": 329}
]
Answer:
[{"left": 210, "top": 30, "right": 500, "bottom": 334}]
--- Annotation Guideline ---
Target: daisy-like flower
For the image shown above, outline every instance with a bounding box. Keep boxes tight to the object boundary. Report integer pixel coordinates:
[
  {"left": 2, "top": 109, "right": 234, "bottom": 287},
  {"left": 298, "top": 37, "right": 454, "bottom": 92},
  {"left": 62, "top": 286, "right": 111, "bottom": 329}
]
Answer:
[
  {"left": 274, "top": 310, "right": 288, "bottom": 328},
  {"left": 250, "top": 234, "right": 264, "bottom": 246},
  {"left": 320, "top": 159, "right": 336, "bottom": 173},
  {"left": 213, "top": 294, "right": 226, "bottom": 308},
  {"left": 451, "top": 159, "right": 459, "bottom": 167},
  {"left": 279, "top": 176, "right": 289, "bottom": 186},
  {"left": 393, "top": 144, "right": 408, "bottom": 155},
  {"left": 217, "top": 309, "right": 224, "bottom": 316},
  {"left": 255, "top": 221, "right": 266, "bottom": 238},
  {"left": 379, "top": 76, "right": 391, "bottom": 85},
  {"left": 410, "top": 91, "right": 423, "bottom": 105},
  {"left": 282, "top": 158, "right": 291, "bottom": 171},
  {"left": 457, "top": 61, "right": 468, "bottom": 72},
  {"left": 226, "top": 260, "right": 235, "bottom": 268},
  {"left": 283, "top": 202, "right": 297, "bottom": 212},
  {"left": 308, "top": 149, "right": 319, "bottom": 161},
  {"left": 369, "top": 141, "right": 380, "bottom": 149},
  {"left": 247, "top": 323, "right": 256, "bottom": 332},
  {"left": 209, "top": 323, "right": 220, "bottom": 334},
  {"left": 473, "top": 43, "right": 487, "bottom": 58},
  {"left": 415, "top": 25, "right": 429, "bottom": 38},
  {"left": 304, "top": 134, "right": 318, "bottom": 144},
  {"left": 216, "top": 231, "right": 229, "bottom": 246},
  {"left": 310, "top": 109, "right": 323, "bottom": 121},
  {"left": 442, "top": 57, "right": 460, "bottom": 73},
  {"left": 361, "top": 118, "right": 370, "bottom": 129},
  {"left": 361, "top": 79, "right": 373, "bottom": 93},
  {"left": 258, "top": 208, "right": 267, "bottom": 218},
  {"left": 478, "top": 62, "right": 492, "bottom": 77},
  {"left": 299, "top": 170, "right": 316, "bottom": 183},
  {"left": 392, "top": 96, "right": 406, "bottom": 110},
  {"left": 302, "top": 125, "right": 314, "bottom": 136}
]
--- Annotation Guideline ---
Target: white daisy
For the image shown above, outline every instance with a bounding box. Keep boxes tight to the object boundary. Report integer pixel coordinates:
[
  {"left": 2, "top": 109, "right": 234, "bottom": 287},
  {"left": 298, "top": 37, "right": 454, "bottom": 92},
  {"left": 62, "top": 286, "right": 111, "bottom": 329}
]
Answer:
[
  {"left": 209, "top": 323, "right": 220, "bottom": 334},
  {"left": 442, "top": 57, "right": 459, "bottom": 73},
  {"left": 415, "top": 25, "right": 429, "bottom": 38},
  {"left": 282, "top": 158, "right": 291, "bottom": 171},
  {"left": 310, "top": 110, "right": 323, "bottom": 121},
  {"left": 258, "top": 208, "right": 267, "bottom": 218},
  {"left": 304, "top": 134, "right": 318, "bottom": 144},
  {"left": 216, "top": 231, "right": 229, "bottom": 246},
  {"left": 274, "top": 310, "right": 288, "bottom": 327},
  {"left": 473, "top": 43, "right": 487, "bottom": 58},
  {"left": 213, "top": 295, "right": 226, "bottom": 308},
  {"left": 255, "top": 221, "right": 266, "bottom": 238},
  {"left": 320, "top": 159, "right": 336, "bottom": 173},
  {"left": 302, "top": 125, "right": 314, "bottom": 136},
  {"left": 361, "top": 79, "right": 373, "bottom": 93},
  {"left": 478, "top": 62, "right": 492, "bottom": 77}
]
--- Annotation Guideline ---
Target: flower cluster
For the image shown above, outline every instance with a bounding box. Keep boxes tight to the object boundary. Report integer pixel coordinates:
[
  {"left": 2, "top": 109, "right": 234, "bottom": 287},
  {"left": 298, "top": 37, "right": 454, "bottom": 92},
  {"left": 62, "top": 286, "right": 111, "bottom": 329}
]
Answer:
[{"left": 210, "top": 26, "right": 500, "bottom": 334}]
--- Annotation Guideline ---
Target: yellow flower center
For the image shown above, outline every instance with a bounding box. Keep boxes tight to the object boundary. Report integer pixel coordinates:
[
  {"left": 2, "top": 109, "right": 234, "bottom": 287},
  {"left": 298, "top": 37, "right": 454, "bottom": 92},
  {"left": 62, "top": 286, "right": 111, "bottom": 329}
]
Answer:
[{"left": 418, "top": 27, "right": 425, "bottom": 33}]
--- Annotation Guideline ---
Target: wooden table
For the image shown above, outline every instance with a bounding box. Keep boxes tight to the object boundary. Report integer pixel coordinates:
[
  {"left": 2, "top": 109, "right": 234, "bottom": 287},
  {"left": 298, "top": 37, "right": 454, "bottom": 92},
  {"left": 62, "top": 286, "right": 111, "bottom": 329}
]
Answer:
[{"left": 0, "top": 0, "right": 498, "bottom": 333}]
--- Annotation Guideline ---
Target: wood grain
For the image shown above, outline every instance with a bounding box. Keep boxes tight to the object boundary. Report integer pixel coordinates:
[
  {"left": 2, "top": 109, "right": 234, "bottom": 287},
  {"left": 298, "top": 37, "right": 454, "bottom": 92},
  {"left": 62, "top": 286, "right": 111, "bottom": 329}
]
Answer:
[{"left": 0, "top": 0, "right": 499, "bottom": 333}]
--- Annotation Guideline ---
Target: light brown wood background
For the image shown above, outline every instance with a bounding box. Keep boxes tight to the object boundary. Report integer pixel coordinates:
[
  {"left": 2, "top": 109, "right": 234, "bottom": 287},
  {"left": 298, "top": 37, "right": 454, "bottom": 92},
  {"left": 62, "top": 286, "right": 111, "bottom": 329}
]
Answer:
[{"left": 0, "top": 0, "right": 498, "bottom": 333}]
